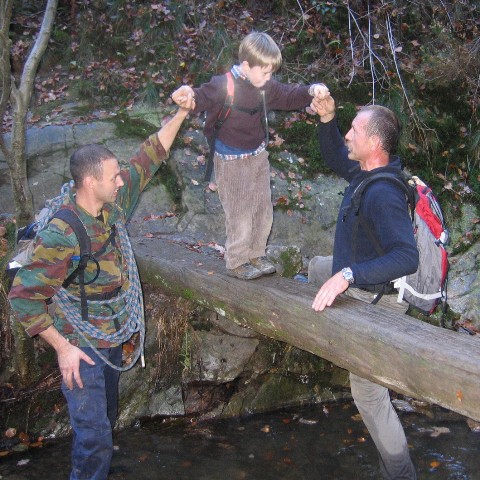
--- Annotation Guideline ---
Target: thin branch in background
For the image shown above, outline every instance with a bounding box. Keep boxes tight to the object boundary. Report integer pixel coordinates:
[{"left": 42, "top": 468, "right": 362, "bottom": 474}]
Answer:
[
  {"left": 346, "top": 2, "right": 389, "bottom": 90},
  {"left": 367, "top": 3, "right": 376, "bottom": 103},
  {"left": 347, "top": 1, "right": 355, "bottom": 87},
  {"left": 386, "top": 14, "right": 431, "bottom": 152},
  {"left": 292, "top": 0, "right": 306, "bottom": 33},
  {"left": 438, "top": 0, "right": 455, "bottom": 31}
]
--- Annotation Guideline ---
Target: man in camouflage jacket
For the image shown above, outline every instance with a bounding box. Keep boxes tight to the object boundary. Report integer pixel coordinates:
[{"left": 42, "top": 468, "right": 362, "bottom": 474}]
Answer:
[{"left": 8, "top": 100, "right": 193, "bottom": 480}]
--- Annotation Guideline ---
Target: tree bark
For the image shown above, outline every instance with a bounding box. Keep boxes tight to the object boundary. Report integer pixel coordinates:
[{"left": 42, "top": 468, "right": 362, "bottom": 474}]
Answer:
[
  {"left": 3, "top": 0, "right": 59, "bottom": 227},
  {"left": 0, "top": 0, "right": 58, "bottom": 384},
  {"left": 132, "top": 236, "right": 480, "bottom": 422},
  {"left": 0, "top": 0, "right": 12, "bottom": 119}
]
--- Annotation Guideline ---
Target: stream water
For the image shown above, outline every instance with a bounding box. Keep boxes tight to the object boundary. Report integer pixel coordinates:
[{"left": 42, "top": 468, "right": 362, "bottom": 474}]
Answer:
[{"left": 1, "top": 400, "right": 478, "bottom": 480}]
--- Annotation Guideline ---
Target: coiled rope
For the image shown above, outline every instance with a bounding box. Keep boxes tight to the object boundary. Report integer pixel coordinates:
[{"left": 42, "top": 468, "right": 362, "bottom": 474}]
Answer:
[{"left": 43, "top": 182, "right": 145, "bottom": 371}]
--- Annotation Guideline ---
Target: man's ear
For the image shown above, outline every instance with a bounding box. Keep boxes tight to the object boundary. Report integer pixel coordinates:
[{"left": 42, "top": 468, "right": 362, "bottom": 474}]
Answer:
[
  {"left": 370, "top": 135, "right": 382, "bottom": 151},
  {"left": 82, "top": 175, "right": 96, "bottom": 190}
]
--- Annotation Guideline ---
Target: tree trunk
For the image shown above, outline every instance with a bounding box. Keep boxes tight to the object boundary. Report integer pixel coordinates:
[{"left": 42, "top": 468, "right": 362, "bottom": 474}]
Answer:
[
  {"left": 0, "top": 0, "right": 59, "bottom": 384},
  {"left": 132, "top": 236, "right": 480, "bottom": 422},
  {"left": 0, "top": 0, "right": 12, "bottom": 118},
  {"left": 10, "top": 314, "right": 38, "bottom": 385},
  {"left": 6, "top": 0, "right": 59, "bottom": 227}
]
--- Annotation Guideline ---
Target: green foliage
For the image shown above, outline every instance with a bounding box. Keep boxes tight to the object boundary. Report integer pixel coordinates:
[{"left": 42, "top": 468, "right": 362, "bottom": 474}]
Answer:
[
  {"left": 310, "top": 1, "right": 337, "bottom": 16},
  {"left": 279, "top": 248, "right": 302, "bottom": 278},
  {"left": 180, "top": 329, "right": 191, "bottom": 372},
  {"left": 153, "top": 163, "right": 184, "bottom": 207},
  {"left": 273, "top": 117, "right": 324, "bottom": 176},
  {"left": 110, "top": 112, "right": 158, "bottom": 139}
]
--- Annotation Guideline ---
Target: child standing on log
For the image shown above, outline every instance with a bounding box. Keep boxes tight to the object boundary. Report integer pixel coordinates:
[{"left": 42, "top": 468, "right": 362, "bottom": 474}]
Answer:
[{"left": 172, "top": 31, "right": 329, "bottom": 280}]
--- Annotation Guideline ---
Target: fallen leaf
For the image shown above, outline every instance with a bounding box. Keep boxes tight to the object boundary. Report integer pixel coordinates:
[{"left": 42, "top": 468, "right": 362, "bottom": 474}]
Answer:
[{"left": 430, "top": 426, "right": 450, "bottom": 437}]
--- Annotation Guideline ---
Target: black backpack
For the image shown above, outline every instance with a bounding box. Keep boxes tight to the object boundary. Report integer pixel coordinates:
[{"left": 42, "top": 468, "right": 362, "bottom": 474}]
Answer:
[{"left": 7, "top": 207, "right": 116, "bottom": 322}]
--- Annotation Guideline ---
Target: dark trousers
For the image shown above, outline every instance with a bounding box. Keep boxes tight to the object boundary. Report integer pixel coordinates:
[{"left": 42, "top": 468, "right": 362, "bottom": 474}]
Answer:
[{"left": 62, "top": 346, "right": 122, "bottom": 480}]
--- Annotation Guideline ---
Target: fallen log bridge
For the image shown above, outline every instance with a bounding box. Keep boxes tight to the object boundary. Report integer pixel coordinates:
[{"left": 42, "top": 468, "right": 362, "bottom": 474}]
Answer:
[{"left": 132, "top": 236, "right": 480, "bottom": 422}]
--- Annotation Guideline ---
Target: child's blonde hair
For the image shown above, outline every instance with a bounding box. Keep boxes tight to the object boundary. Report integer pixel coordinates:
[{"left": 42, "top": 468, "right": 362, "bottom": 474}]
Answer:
[{"left": 238, "top": 32, "right": 282, "bottom": 72}]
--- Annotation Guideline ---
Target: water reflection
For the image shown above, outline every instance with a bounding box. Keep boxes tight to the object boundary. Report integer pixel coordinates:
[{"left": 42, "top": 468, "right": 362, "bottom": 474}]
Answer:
[{"left": 1, "top": 401, "right": 478, "bottom": 479}]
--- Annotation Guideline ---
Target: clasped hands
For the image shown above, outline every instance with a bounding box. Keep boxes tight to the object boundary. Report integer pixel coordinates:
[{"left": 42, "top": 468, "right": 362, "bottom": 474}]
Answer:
[{"left": 171, "top": 85, "right": 196, "bottom": 110}]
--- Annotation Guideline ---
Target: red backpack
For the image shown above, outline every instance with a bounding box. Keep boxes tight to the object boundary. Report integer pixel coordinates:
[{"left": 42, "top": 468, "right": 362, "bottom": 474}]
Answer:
[{"left": 351, "top": 172, "right": 449, "bottom": 316}]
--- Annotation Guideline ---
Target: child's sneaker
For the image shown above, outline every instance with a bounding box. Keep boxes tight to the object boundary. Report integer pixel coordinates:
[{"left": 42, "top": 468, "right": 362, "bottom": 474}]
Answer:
[
  {"left": 250, "top": 256, "right": 276, "bottom": 275},
  {"left": 227, "top": 262, "right": 263, "bottom": 280}
]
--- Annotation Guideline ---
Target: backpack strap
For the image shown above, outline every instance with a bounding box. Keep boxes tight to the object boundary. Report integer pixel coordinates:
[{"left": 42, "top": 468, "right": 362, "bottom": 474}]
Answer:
[
  {"left": 53, "top": 209, "right": 91, "bottom": 286},
  {"left": 52, "top": 209, "right": 91, "bottom": 323},
  {"left": 351, "top": 172, "right": 415, "bottom": 220},
  {"left": 350, "top": 172, "right": 415, "bottom": 303},
  {"left": 53, "top": 209, "right": 116, "bottom": 323},
  {"left": 204, "top": 72, "right": 235, "bottom": 181},
  {"left": 215, "top": 71, "right": 235, "bottom": 130}
]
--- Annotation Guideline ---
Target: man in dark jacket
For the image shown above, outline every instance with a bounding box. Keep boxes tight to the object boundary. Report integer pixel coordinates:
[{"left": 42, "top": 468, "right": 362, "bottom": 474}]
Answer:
[{"left": 308, "top": 93, "right": 418, "bottom": 479}]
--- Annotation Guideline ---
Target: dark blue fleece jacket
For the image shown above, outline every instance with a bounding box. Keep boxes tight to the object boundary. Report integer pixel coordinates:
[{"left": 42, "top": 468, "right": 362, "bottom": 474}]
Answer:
[{"left": 317, "top": 117, "right": 419, "bottom": 289}]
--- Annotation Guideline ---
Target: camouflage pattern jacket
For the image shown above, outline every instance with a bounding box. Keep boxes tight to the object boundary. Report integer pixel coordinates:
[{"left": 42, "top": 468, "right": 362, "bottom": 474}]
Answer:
[{"left": 8, "top": 133, "right": 167, "bottom": 348}]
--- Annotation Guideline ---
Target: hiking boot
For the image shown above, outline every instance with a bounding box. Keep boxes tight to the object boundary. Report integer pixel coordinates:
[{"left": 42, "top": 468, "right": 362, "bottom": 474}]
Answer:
[
  {"left": 250, "top": 256, "right": 276, "bottom": 275},
  {"left": 227, "top": 262, "right": 263, "bottom": 280}
]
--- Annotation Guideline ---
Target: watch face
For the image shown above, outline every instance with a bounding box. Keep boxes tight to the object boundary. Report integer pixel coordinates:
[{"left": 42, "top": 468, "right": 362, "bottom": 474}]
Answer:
[{"left": 342, "top": 268, "right": 353, "bottom": 283}]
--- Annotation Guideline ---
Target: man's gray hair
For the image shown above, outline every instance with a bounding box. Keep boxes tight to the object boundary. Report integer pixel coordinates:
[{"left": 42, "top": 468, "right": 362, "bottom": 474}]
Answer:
[{"left": 360, "top": 105, "right": 402, "bottom": 154}]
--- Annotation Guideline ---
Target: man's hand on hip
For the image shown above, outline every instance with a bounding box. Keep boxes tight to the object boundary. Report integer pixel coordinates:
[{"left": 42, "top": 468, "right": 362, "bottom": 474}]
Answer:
[{"left": 57, "top": 342, "right": 95, "bottom": 390}]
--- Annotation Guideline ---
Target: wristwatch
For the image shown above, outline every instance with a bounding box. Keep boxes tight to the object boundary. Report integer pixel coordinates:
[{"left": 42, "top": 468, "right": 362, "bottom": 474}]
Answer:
[{"left": 341, "top": 267, "right": 354, "bottom": 285}]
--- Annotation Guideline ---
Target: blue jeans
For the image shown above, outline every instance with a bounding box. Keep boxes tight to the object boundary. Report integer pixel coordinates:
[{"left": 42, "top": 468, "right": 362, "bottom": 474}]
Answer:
[{"left": 61, "top": 346, "right": 122, "bottom": 480}]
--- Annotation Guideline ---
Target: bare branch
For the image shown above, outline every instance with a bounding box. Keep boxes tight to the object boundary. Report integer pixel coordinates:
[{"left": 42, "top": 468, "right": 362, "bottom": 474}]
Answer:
[
  {"left": 346, "top": 2, "right": 389, "bottom": 91},
  {"left": 18, "top": 0, "right": 59, "bottom": 107},
  {"left": 0, "top": 0, "right": 13, "bottom": 120},
  {"left": 386, "top": 14, "right": 431, "bottom": 152},
  {"left": 367, "top": 3, "right": 376, "bottom": 103},
  {"left": 292, "top": 0, "right": 306, "bottom": 33}
]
